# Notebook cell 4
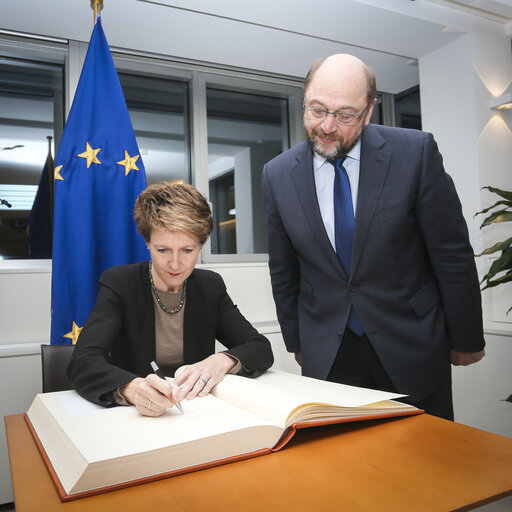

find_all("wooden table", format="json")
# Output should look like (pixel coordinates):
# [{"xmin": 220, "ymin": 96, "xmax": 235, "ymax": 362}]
[{"xmin": 5, "ymin": 413, "xmax": 512, "ymax": 511}]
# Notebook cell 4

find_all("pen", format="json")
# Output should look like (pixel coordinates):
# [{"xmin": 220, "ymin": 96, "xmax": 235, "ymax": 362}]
[{"xmin": 150, "ymin": 361, "xmax": 184, "ymax": 414}]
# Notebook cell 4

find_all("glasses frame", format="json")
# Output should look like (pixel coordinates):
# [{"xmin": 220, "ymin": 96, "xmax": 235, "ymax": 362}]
[{"xmin": 303, "ymin": 99, "xmax": 372, "ymax": 126}]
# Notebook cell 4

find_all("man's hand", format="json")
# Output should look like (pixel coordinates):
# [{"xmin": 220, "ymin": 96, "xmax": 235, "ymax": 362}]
[
  {"xmin": 450, "ymin": 349, "xmax": 485, "ymax": 366},
  {"xmin": 294, "ymin": 352, "xmax": 302, "ymax": 366}
]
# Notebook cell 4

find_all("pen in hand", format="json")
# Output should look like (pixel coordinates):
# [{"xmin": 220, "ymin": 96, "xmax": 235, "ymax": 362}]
[{"xmin": 150, "ymin": 361, "xmax": 184, "ymax": 414}]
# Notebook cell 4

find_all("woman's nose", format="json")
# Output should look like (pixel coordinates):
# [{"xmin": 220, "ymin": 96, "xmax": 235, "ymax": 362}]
[{"xmin": 168, "ymin": 254, "xmax": 180, "ymax": 269}]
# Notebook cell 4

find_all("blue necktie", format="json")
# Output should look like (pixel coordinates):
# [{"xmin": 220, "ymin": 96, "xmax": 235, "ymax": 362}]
[{"xmin": 332, "ymin": 157, "xmax": 364, "ymax": 337}]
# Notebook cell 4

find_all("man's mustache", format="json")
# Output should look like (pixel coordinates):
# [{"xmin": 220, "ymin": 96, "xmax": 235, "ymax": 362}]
[{"xmin": 312, "ymin": 129, "xmax": 341, "ymax": 141}]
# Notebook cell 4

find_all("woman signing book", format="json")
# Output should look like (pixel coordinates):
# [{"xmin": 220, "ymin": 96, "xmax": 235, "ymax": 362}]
[{"xmin": 67, "ymin": 182, "xmax": 273, "ymax": 416}]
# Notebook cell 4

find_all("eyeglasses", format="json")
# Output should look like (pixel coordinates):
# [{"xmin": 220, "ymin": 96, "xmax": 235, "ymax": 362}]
[{"xmin": 303, "ymin": 100, "xmax": 371, "ymax": 126}]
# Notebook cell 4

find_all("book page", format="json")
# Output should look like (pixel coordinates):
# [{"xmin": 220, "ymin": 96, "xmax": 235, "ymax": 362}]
[
  {"xmin": 211, "ymin": 370, "xmax": 407, "ymax": 428},
  {"xmin": 28, "ymin": 391, "xmax": 287, "ymax": 495},
  {"xmin": 30, "ymin": 390, "xmax": 282, "ymax": 463},
  {"xmin": 57, "ymin": 393, "xmax": 110, "ymax": 417}
]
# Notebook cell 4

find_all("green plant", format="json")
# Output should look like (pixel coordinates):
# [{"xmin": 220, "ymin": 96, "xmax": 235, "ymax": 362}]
[
  {"xmin": 475, "ymin": 186, "xmax": 512, "ymax": 312},
  {"xmin": 475, "ymin": 186, "xmax": 512, "ymax": 404}
]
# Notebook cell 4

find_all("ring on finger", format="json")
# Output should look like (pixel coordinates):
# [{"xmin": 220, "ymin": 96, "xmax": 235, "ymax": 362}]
[
  {"xmin": 147, "ymin": 400, "xmax": 152, "ymax": 410},
  {"xmin": 200, "ymin": 376, "xmax": 209, "ymax": 384}
]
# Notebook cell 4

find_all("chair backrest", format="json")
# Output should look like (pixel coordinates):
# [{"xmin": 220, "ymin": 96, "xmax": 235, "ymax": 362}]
[{"xmin": 41, "ymin": 344, "xmax": 75, "ymax": 393}]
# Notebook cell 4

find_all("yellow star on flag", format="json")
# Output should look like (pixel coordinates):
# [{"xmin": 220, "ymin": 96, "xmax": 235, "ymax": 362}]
[
  {"xmin": 77, "ymin": 142, "xmax": 101, "ymax": 168},
  {"xmin": 54, "ymin": 165, "xmax": 64, "ymax": 181},
  {"xmin": 63, "ymin": 321, "xmax": 83, "ymax": 345},
  {"xmin": 117, "ymin": 150, "xmax": 140, "ymax": 176}
]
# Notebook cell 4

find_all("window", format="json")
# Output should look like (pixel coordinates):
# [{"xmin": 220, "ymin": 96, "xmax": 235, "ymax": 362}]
[
  {"xmin": 0, "ymin": 57, "xmax": 63, "ymax": 260},
  {"xmin": 118, "ymin": 73, "xmax": 190, "ymax": 186},
  {"xmin": 206, "ymin": 88, "xmax": 289, "ymax": 255},
  {"xmin": 0, "ymin": 42, "xmax": 303, "ymax": 262},
  {"xmin": 394, "ymin": 86, "xmax": 422, "ymax": 130}
]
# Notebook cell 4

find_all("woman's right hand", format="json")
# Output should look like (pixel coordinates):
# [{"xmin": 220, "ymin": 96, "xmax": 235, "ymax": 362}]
[{"xmin": 120, "ymin": 374, "xmax": 181, "ymax": 417}]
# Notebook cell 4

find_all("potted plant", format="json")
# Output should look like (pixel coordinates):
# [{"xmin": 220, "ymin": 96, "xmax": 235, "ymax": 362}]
[{"xmin": 475, "ymin": 186, "xmax": 511, "ymax": 403}]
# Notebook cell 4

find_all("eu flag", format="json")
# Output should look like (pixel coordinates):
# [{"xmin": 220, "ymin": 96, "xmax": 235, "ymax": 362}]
[{"xmin": 51, "ymin": 17, "xmax": 147, "ymax": 345}]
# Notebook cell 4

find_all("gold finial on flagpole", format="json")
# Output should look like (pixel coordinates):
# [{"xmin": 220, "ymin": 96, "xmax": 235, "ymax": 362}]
[{"xmin": 91, "ymin": 0, "xmax": 104, "ymax": 24}]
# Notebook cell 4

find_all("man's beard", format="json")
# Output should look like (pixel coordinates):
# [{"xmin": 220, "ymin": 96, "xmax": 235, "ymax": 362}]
[{"xmin": 305, "ymin": 125, "xmax": 363, "ymax": 160}]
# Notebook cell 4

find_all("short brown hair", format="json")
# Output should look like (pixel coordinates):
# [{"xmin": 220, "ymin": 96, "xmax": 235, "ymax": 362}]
[
  {"xmin": 134, "ymin": 182, "xmax": 213, "ymax": 245},
  {"xmin": 303, "ymin": 56, "xmax": 377, "ymax": 105}
]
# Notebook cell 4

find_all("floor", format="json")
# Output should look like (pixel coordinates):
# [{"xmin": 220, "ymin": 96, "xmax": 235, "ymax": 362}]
[
  {"xmin": 2, "ymin": 496, "xmax": 511, "ymax": 511},
  {"xmin": 477, "ymin": 496, "xmax": 512, "ymax": 512}
]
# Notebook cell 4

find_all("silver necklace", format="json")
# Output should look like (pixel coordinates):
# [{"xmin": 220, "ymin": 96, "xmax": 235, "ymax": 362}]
[{"xmin": 148, "ymin": 261, "xmax": 186, "ymax": 314}]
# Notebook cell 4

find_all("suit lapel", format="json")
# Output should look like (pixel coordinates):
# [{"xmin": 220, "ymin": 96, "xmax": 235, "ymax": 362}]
[
  {"xmin": 136, "ymin": 261, "xmax": 157, "ymax": 374},
  {"xmin": 351, "ymin": 126, "xmax": 391, "ymax": 278},
  {"xmin": 289, "ymin": 141, "xmax": 347, "ymax": 279}
]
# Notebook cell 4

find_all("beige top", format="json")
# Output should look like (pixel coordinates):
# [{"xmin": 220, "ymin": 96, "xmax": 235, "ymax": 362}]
[{"xmin": 153, "ymin": 287, "xmax": 185, "ymax": 377}]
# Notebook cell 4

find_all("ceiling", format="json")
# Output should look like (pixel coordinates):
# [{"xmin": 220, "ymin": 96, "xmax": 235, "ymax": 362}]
[{"xmin": 427, "ymin": 0, "xmax": 512, "ymax": 23}]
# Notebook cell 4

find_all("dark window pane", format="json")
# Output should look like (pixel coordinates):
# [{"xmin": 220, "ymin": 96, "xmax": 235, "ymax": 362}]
[
  {"xmin": 0, "ymin": 58, "xmax": 64, "ymax": 260},
  {"xmin": 118, "ymin": 73, "xmax": 189, "ymax": 186},
  {"xmin": 207, "ymin": 88, "xmax": 289, "ymax": 255},
  {"xmin": 395, "ymin": 86, "xmax": 422, "ymax": 130}
]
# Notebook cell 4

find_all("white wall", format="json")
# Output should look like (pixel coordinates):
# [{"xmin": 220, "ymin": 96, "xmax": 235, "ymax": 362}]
[
  {"xmin": 453, "ymin": 332, "xmax": 512, "ymax": 438},
  {"xmin": 419, "ymin": 25, "xmax": 512, "ymax": 437},
  {"xmin": 0, "ymin": 352, "xmax": 42, "ymax": 504}
]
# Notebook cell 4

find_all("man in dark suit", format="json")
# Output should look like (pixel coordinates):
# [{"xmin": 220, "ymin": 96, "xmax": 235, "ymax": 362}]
[{"xmin": 262, "ymin": 54, "xmax": 485, "ymax": 420}]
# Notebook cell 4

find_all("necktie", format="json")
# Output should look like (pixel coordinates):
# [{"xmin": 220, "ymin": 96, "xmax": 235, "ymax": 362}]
[{"xmin": 332, "ymin": 157, "xmax": 364, "ymax": 337}]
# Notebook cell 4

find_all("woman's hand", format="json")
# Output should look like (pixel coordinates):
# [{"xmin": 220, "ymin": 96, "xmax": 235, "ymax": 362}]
[
  {"xmin": 120, "ymin": 374, "xmax": 181, "ymax": 417},
  {"xmin": 174, "ymin": 353, "xmax": 236, "ymax": 401}
]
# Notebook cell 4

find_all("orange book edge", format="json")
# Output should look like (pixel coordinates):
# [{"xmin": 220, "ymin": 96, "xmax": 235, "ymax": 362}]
[
  {"xmin": 25, "ymin": 407, "xmax": 423, "ymax": 502},
  {"xmin": 272, "ymin": 408, "xmax": 424, "ymax": 451}
]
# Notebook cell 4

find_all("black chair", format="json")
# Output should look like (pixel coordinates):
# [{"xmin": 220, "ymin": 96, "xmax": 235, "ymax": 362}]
[{"xmin": 41, "ymin": 344, "xmax": 75, "ymax": 393}]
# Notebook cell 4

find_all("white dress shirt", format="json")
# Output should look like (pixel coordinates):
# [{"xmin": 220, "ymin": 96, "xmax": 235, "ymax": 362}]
[{"xmin": 313, "ymin": 139, "xmax": 361, "ymax": 250}]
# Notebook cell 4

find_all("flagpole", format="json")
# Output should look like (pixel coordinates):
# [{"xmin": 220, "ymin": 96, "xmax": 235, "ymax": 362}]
[
  {"xmin": 46, "ymin": 135, "xmax": 54, "ymax": 242},
  {"xmin": 91, "ymin": 0, "xmax": 104, "ymax": 23}
]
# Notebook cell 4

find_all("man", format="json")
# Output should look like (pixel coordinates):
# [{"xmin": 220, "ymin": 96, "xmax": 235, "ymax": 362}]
[{"xmin": 262, "ymin": 54, "xmax": 485, "ymax": 420}]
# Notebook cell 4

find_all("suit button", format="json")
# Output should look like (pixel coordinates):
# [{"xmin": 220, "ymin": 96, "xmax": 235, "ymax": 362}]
[
  {"xmin": 337, "ymin": 332, "xmax": 343, "ymax": 341},
  {"xmin": 349, "ymin": 285, "xmax": 357, "ymax": 292}
]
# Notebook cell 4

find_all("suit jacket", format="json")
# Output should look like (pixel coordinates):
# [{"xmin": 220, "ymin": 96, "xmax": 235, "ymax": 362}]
[
  {"xmin": 262, "ymin": 124, "xmax": 484, "ymax": 401},
  {"xmin": 67, "ymin": 262, "xmax": 274, "ymax": 405}
]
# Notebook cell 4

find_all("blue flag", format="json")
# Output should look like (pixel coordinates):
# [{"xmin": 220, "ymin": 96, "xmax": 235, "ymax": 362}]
[{"xmin": 51, "ymin": 17, "xmax": 147, "ymax": 345}]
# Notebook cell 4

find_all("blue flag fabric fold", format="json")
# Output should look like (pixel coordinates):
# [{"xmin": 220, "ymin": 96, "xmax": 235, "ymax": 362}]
[{"xmin": 51, "ymin": 17, "xmax": 147, "ymax": 345}]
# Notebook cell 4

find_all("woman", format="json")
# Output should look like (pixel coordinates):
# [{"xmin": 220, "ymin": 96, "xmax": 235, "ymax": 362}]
[{"xmin": 67, "ymin": 182, "xmax": 273, "ymax": 417}]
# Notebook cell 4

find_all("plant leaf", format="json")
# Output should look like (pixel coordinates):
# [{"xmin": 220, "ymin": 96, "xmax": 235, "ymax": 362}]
[
  {"xmin": 480, "ymin": 211, "xmax": 512, "ymax": 228},
  {"xmin": 476, "ymin": 238, "xmax": 512, "ymax": 256},
  {"xmin": 482, "ymin": 186, "xmax": 512, "ymax": 201},
  {"xmin": 475, "ymin": 200, "xmax": 512, "ymax": 216},
  {"xmin": 480, "ymin": 250, "xmax": 512, "ymax": 282},
  {"xmin": 481, "ymin": 270, "xmax": 512, "ymax": 289}
]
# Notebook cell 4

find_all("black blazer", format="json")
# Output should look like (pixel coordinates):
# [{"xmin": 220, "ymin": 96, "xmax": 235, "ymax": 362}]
[
  {"xmin": 262, "ymin": 125, "xmax": 485, "ymax": 401},
  {"xmin": 67, "ymin": 262, "xmax": 274, "ymax": 405}
]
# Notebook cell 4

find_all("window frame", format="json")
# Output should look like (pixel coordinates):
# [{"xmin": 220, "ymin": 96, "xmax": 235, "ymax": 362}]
[
  {"xmin": 111, "ymin": 53, "xmax": 305, "ymax": 264},
  {"xmin": 195, "ymin": 72, "xmax": 303, "ymax": 263}
]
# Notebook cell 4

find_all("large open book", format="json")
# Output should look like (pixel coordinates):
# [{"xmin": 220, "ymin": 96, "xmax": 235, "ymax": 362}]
[{"xmin": 26, "ymin": 370, "xmax": 422, "ymax": 501}]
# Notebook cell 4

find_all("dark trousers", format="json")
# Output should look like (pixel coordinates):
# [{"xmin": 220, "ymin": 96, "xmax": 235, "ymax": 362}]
[{"xmin": 327, "ymin": 329, "xmax": 454, "ymax": 421}]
